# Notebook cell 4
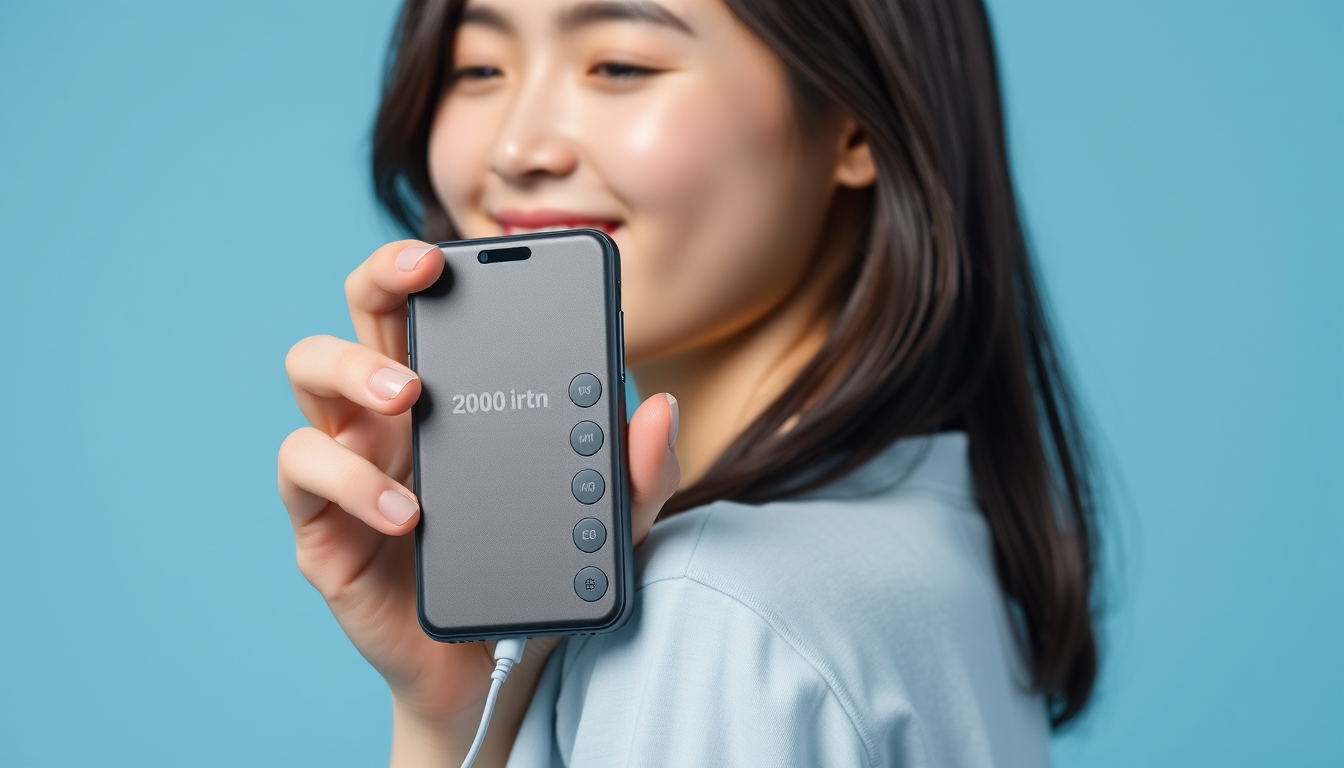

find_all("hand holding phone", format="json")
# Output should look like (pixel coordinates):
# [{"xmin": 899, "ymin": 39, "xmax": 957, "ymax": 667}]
[{"xmin": 277, "ymin": 239, "xmax": 680, "ymax": 762}]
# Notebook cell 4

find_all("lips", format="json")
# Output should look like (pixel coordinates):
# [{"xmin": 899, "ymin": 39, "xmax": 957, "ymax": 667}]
[{"xmin": 494, "ymin": 209, "xmax": 622, "ymax": 236}]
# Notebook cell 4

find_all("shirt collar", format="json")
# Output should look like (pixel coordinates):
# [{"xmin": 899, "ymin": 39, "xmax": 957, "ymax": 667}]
[{"xmin": 798, "ymin": 431, "xmax": 974, "ymax": 505}]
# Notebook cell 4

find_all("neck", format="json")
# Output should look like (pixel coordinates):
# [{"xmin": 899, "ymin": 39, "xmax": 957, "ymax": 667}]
[{"xmin": 632, "ymin": 305, "xmax": 831, "ymax": 487}]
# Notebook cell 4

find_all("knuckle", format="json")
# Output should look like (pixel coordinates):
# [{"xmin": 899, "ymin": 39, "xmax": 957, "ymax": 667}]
[
  {"xmin": 344, "ymin": 264, "xmax": 366, "ymax": 305},
  {"xmin": 294, "ymin": 547, "xmax": 325, "ymax": 590},
  {"xmin": 278, "ymin": 427, "xmax": 321, "ymax": 468},
  {"xmin": 285, "ymin": 335, "xmax": 331, "ymax": 377},
  {"xmin": 284, "ymin": 338, "xmax": 309, "ymax": 376}
]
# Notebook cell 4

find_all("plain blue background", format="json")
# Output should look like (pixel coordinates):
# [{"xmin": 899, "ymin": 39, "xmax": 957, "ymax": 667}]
[{"xmin": 1, "ymin": 1, "xmax": 1339, "ymax": 765}]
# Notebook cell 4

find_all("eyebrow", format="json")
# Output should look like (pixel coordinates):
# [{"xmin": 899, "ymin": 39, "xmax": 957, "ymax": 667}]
[
  {"xmin": 460, "ymin": 1, "xmax": 693, "ymax": 36},
  {"xmin": 459, "ymin": 5, "xmax": 513, "ymax": 33},
  {"xmin": 559, "ymin": 1, "xmax": 694, "ymax": 35}
]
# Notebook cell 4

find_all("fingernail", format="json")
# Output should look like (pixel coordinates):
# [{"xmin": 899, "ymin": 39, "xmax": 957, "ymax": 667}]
[
  {"xmin": 370, "ymin": 368, "xmax": 415, "ymax": 400},
  {"xmin": 665, "ymin": 393, "xmax": 679, "ymax": 447},
  {"xmin": 378, "ymin": 490, "xmax": 419, "ymax": 525},
  {"xmin": 396, "ymin": 244, "xmax": 436, "ymax": 272}
]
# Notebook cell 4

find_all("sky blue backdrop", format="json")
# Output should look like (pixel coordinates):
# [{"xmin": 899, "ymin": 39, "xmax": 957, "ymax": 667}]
[{"xmin": 1, "ymin": 1, "xmax": 1339, "ymax": 765}]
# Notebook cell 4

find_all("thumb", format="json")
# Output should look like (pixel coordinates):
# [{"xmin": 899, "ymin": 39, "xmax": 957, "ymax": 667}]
[{"xmin": 627, "ymin": 393, "xmax": 681, "ymax": 547}]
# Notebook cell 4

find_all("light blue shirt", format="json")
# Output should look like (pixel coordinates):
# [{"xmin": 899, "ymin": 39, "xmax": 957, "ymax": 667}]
[{"xmin": 506, "ymin": 432, "xmax": 1051, "ymax": 767}]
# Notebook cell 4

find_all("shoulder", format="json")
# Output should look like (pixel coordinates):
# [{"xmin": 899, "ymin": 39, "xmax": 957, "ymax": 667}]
[
  {"xmin": 639, "ymin": 468, "xmax": 995, "ymax": 633},
  {"xmin": 536, "ymin": 434, "xmax": 1051, "ymax": 767},
  {"xmin": 637, "ymin": 434, "xmax": 1008, "ymax": 687}
]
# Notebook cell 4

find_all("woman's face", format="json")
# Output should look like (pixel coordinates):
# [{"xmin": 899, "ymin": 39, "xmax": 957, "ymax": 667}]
[{"xmin": 428, "ymin": 0, "xmax": 860, "ymax": 364}]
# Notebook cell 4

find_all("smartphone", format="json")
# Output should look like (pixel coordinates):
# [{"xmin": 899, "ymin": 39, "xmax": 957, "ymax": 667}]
[{"xmin": 407, "ymin": 229, "xmax": 632, "ymax": 642}]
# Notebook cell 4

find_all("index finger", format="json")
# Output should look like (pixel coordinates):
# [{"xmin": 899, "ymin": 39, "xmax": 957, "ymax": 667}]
[{"xmin": 344, "ymin": 240, "xmax": 446, "ymax": 355}]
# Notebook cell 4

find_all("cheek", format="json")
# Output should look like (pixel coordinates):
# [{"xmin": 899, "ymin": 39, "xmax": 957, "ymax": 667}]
[
  {"xmin": 592, "ymin": 70, "xmax": 792, "ymax": 219},
  {"xmin": 591, "ymin": 66, "xmax": 830, "ymax": 360},
  {"xmin": 427, "ymin": 97, "xmax": 500, "ymax": 232},
  {"xmin": 594, "ymin": 93, "xmax": 722, "ymax": 205}
]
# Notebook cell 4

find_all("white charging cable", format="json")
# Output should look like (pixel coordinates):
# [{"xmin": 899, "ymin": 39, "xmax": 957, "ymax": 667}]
[{"xmin": 460, "ymin": 636, "xmax": 528, "ymax": 768}]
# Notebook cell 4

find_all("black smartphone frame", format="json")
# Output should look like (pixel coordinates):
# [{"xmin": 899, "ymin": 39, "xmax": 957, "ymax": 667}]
[{"xmin": 407, "ymin": 229, "xmax": 632, "ymax": 643}]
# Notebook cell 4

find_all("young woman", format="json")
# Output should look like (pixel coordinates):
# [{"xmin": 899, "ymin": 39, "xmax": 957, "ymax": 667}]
[{"xmin": 277, "ymin": 0, "xmax": 1101, "ymax": 764}]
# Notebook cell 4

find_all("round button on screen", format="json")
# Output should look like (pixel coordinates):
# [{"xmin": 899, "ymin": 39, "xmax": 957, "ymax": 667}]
[
  {"xmin": 574, "ymin": 566, "xmax": 608, "ymax": 602},
  {"xmin": 573, "ymin": 517, "xmax": 607, "ymax": 553},
  {"xmin": 569, "ymin": 373, "xmax": 602, "ymax": 408},
  {"xmin": 569, "ymin": 421, "xmax": 604, "ymax": 456},
  {"xmin": 571, "ymin": 469, "xmax": 605, "ymax": 505}
]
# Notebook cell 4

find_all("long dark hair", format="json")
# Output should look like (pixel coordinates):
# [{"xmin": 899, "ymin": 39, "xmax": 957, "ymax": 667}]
[{"xmin": 372, "ymin": 0, "xmax": 1101, "ymax": 727}]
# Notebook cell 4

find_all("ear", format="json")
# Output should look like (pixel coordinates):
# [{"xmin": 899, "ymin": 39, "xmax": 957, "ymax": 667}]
[{"xmin": 833, "ymin": 116, "xmax": 876, "ymax": 189}]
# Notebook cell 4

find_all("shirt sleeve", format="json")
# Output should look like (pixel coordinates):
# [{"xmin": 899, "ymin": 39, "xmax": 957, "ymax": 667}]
[{"xmin": 546, "ymin": 578, "xmax": 872, "ymax": 767}]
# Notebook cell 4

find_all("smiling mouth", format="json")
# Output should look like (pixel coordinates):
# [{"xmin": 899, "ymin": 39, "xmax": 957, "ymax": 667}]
[
  {"xmin": 501, "ymin": 221, "xmax": 621, "ymax": 236},
  {"xmin": 494, "ymin": 211, "xmax": 622, "ymax": 237}
]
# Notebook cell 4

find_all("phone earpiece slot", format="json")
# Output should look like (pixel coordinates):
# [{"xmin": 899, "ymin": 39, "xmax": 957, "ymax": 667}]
[{"xmin": 477, "ymin": 246, "xmax": 531, "ymax": 264}]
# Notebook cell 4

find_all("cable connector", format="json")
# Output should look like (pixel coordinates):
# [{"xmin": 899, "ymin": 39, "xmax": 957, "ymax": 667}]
[
  {"xmin": 491, "ymin": 636, "xmax": 526, "ymax": 681},
  {"xmin": 460, "ymin": 637, "xmax": 528, "ymax": 768}
]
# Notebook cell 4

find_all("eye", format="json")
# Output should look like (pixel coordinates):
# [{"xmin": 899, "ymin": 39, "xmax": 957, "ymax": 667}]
[
  {"xmin": 591, "ymin": 62, "xmax": 659, "ymax": 80},
  {"xmin": 451, "ymin": 65, "xmax": 503, "ymax": 82}
]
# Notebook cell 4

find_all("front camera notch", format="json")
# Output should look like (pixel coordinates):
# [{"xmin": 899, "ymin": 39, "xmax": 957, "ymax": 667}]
[{"xmin": 477, "ymin": 246, "xmax": 531, "ymax": 264}]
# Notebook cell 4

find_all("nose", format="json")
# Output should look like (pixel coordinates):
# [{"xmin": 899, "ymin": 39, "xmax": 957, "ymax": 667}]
[{"xmin": 490, "ymin": 71, "xmax": 579, "ymax": 183}]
